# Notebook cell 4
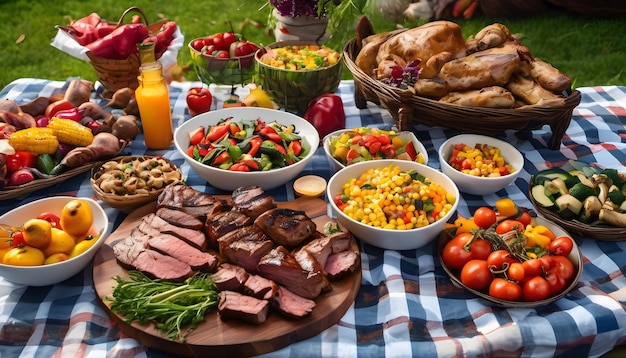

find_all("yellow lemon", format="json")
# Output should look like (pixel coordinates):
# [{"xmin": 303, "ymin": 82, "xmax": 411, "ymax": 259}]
[
  {"xmin": 69, "ymin": 233, "xmax": 101, "ymax": 258},
  {"xmin": 44, "ymin": 253, "xmax": 70, "ymax": 265},
  {"xmin": 3, "ymin": 246, "xmax": 45, "ymax": 266},
  {"xmin": 60, "ymin": 199, "xmax": 93, "ymax": 237},
  {"xmin": 22, "ymin": 219, "xmax": 52, "ymax": 249},
  {"xmin": 42, "ymin": 228, "xmax": 76, "ymax": 257}
]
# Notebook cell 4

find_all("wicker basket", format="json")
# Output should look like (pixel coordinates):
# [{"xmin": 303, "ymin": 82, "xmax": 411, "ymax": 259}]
[
  {"xmin": 343, "ymin": 37, "xmax": 581, "ymax": 150},
  {"xmin": 90, "ymin": 155, "xmax": 183, "ymax": 211},
  {"xmin": 528, "ymin": 180, "xmax": 626, "ymax": 241}
]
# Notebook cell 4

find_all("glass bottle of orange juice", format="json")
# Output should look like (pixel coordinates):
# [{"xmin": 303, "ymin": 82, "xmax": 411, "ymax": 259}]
[{"xmin": 135, "ymin": 43, "xmax": 173, "ymax": 150}]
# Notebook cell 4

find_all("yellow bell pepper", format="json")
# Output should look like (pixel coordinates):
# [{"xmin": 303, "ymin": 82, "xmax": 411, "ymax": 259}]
[
  {"xmin": 495, "ymin": 197, "xmax": 518, "ymax": 217},
  {"xmin": 454, "ymin": 214, "xmax": 479, "ymax": 234},
  {"xmin": 523, "ymin": 224, "xmax": 556, "ymax": 249}
]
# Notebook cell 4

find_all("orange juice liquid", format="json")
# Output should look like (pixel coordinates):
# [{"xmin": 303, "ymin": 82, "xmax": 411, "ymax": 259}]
[{"xmin": 135, "ymin": 63, "xmax": 173, "ymax": 150}]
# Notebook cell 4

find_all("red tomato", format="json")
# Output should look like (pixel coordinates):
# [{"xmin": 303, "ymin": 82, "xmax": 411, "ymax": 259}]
[
  {"xmin": 473, "ymin": 206, "xmax": 497, "ymax": 229},
  {"xmin": 442, "ymin": 233, "xmax": 492, "ymax": 270},
  {"xmin": 486, "ymin": 249, "xmax": 518, "ymax": 270},
  {"xmin": 495, "ymin": 219, "xmax": 525, "ymax": 235},
  {"xmin": 212, "ymin": 33, "xmax": 226, "ymax": 51},
  {"xmin": 11, "ymin": 231, "xmax": 25, "ymax": 248},
  {"xmin": 517, "ymin": 211, "xmax": 532, "ymax": 227},
  {"xmin": 540, "ymin": 255, "xmax": 576, "ymax": 294},
  {"xmin": 191, "ymin": 39, "xmax": 205, "ymax": 51},
  {"xmin": 214, "ymin": 50, "xmax": 229, "ymax": 59},
  {"xmin": 523, "ymin": 276, "xmax": 551, "ymax": 301},
  {"xmin": 489, "ymin": 278, "xmax": 522, "ymax": 301},
  {"xmin": 186, "ymin": 87, "xmax": 213, "ymax": 116},
  {"xmin": 507, "ymin": 262, "xmax": 525, "ymax": 282},
  {"xmin": 36, "ymin": 212, "xmax": 62, "ymax": 229},
  {"xmin": 222, "ymin": 31, "xmax": 236, "ymax": 49},
  {"xmin": 460, "ymin": 259, "xmax": 492, "ymax": 290},
  {"xmin": 203, "ymin": 44, "xmax": 217, "ymax": 56},
  {"xmin": 549, "ymin": 236, "xmax": 574, "ymax": 256},
  {"xmin": 522, "ymin": 258, "xmax": 545, "ymax": 278},
  {"xmin": 469, "ymin": 238, "xmax": 493, "ymax": 261}
]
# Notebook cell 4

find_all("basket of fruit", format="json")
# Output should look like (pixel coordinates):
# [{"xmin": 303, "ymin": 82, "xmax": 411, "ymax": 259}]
[
  {"xmin": 188, "ymin": 31, "xmax": 259, "ymax": 86},
  {"xmin": 344, "ymin": 17, "xmax": 580, "ymax": 150},
  {"xmin": 255, "ymin": 40, "xmax": 342, "ymax": 113},
  {"xmin": 53, "ymin": 7, "xmax": 183, "ymax": 92}
]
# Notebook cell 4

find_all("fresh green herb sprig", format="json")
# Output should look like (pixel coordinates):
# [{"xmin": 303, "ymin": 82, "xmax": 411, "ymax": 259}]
[{"xmin": 107, "ymin": 271, "xmax": 219, "ymax": 342}]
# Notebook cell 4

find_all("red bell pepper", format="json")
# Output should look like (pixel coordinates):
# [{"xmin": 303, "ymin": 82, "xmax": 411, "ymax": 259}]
[
  {"xmin": 6, "ymin": 151, "xmax": 36, "ymax": 174},
  {"xmin": 303, "ymin": 94, "xmax": 346, "ymax": 138},
  {"xmin": 86, "ymin": 23, "xmax": 149, "ymax": 59}
]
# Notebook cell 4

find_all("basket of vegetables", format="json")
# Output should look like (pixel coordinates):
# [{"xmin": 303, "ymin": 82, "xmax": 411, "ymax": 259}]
[{"xmin": 53, "ymin": 7, "xmax": 183, "ymax": 92}]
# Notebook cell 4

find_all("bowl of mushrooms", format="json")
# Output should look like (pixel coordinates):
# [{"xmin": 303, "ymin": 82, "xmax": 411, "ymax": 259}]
[{"xmin": 90, "ymin": 155, "xmax": 184, "ymax": 211}]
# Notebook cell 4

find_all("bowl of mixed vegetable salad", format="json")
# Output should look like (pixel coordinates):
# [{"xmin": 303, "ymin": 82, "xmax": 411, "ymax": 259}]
[
  {"xmin": 174, "ymin": 107, "xmax": 319, "ymax": 191},
  {"xmin": 255, "ymin": 41, "xmax": 342, "ymax": 113},
  {"xmin": 438, "ymin": 134, "xmax": 523, "ymax": 196},
  {"xmin": 323, "ymin": 128, "xmax": 429, "ymax": 172},
  {"xmin": 327, "ymin": 160, "xmax": 459, "ymax": 250}
]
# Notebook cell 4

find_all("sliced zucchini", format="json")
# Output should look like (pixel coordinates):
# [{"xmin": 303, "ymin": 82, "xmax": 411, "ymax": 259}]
[
  {"xmin": 607, "ymin": 189, "xmax": 625, "ymax": 206},
  {"xmin": 564, "ymin": 175, "xmax": 581, "ymax": 188},
  {"xmin": 531, "ymin": 184, "xmax": 556, "ymax": 208},
  {"xmin": 544, "ymin": 177, "xmax": 569, "ymax": 197},
  {"xmin": 533, "ymin": 168, "xmax": 574, "ymax": 186},
  {"xmin": 555, "ymin": 194, "xmax": 583, "ymax": 220},
  {"xmin": 601, "ymin": 168, "xmax": 622, "ymax": 187},
  {"xmin": 568, "ymin": 182, "xmax": 597, "ymax": 202},
  {"xmin": 568, "ymin": 160, "xmax": 601, "ymax": 176}
]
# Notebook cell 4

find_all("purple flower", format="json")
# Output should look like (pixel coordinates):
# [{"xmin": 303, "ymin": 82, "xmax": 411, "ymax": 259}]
[{"xmin": 270, "ymin": 0, "xmax": 324, "ymax": 18}]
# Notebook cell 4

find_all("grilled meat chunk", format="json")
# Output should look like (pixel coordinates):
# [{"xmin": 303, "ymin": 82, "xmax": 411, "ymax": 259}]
[
  {"xmin": 298, "ymin": 231, "xmax": 352, "ymax": 269},
  {"xmin": 157, "ymin": 184, "xmax": 231, "ymax": 220},
  {"xmin": 256, "ymin": 246, "xmax": 325, "ymax": 300},
  {"xmin": 211, "ymin": 263, "xmax": 250, "ymax": 292},
  {"xmin": 156, "ymin": 207, "xmax": 204, "ymax": 230},
  {"xmin": 273, "ymin": 286, "xmax": 316, "ymax": 320},
  {"xmin": 324, "ymin": 250, "xmax": 360, "ymax": 280},
  {"xmin": 205, "ymin": 210, "xmax": 253, "ymax": 249},
  {"xmin": 243, "ymin": 274, "xmax": 278, "ymax": 301},
  {"xmin": 254, "ymin": 208, "xmax": 316, "ymax": 248},
  {"xmin": 147, "ymin": 233, "xmax": 218, "ymax": 272},
  {"xmin": 221, "ymin": 228, "xmax": 274, "ymax": 273},
  {"xmin": 138, "ymin": 213, "xmax": 207, "ymax": 250},
  {"xmin": 218, "ymin": 290, "xmax": 270, "ymax": 325},
  {"xmin": 293, "ymin": 248, "xmax": 331, "ymax": 293},
  {"xmin": 231, "ymin": 185, "xmax": 276, "ymax": 219}
]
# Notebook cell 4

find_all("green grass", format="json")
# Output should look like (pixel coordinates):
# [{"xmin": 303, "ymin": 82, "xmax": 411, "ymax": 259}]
[{"xmin": 0, "ymin": 0, "xmax": 624, "ymax": 89}]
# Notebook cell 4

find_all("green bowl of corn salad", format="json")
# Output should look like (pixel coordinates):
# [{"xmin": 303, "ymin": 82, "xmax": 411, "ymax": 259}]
[
  {"xmin": 255, "ymin": 41, "xmax": 342, "ymax": 113},
  {"xmin": 327, "ymin": 160, "xmax": 459, "ymax": 250}
]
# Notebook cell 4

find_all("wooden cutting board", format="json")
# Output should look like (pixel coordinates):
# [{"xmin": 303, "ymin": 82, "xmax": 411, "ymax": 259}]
[{"xmin": 92, "ymin": 196, "xmax": 361, "ymax": 357}]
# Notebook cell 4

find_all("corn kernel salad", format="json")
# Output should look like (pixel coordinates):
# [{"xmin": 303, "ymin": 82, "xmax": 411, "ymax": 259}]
[
  {"xmin": 259, "ymin": 45, "xmax": 340, "ymax": 70},
  {"xmin": 447, "ymin": 143, "xmax": 515, "ymax": 177},
  {"xmin": 333, "ymin": 164, "xmax": 456, "ymax": 230}
]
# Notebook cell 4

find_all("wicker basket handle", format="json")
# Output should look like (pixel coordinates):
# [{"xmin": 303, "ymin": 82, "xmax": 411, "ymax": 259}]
[{"xmin": 114, "ymin": 6, "xmax": 165, "ymax": 34}]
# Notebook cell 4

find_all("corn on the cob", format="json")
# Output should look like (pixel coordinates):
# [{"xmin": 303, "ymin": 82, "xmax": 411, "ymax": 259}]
[
  {"xmin": 8, "ymin": 128, "xmax": 59, "ymax": 155},
  {"xmin": 48, "ymin": 117, "xmax": 94, "ymax": 147}
]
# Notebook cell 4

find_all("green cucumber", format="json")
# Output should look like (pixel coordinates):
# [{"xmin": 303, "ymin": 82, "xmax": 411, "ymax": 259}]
[
  {"xmin": 531, "ymin": 184, "xmax": 556, "ymax": 208},
  {"xmin": 568, "ymin": 182, "xmax": 597, "ymax": 202},
  {"xmin": 36, "ymin": 154, "xmax": 56, "ymax": 175},
  {"xmin": 607, "ymin": 189, "xmax": 625, "ymax": 206},
  {"xmin": 600, "ymin": 168, "xmax": 622, "ymax": 187},
  {"xmin": 534, "ymin": 168, "xmax": 574, "ymax": 186},
  {"xmin": 544, "ymin": 177, "xmax": 568, "ymax": 197},
  {"xmin": 555, "ymin": 194, "xmax": 583, "ymax": 220}
]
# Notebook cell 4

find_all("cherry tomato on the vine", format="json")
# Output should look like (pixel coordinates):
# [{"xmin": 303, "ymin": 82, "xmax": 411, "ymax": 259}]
[
  {"xmin": 540, "ymin": 255, "xmax": 575, "ymax": 295},
  {"xmin": 473, "ymin": 207, "xmax": 497, "ymax": 229},
  {"xmin": 486, "ymin": 249, "xmax": 518, "ymax": 270},
  {"xmin": 522, "ymin": 258, "xmax": 545, "ymax": 278},
  {"xmin": 506, "ymin": 262, "xmax": 525, "ymax": 282},
  {"xmin": 522, "ymin": 276, "xmax": 551, "ymax": 301},
  {"xmin": 489, "ymin": 278, "xmax": 522, "ymax": 301},
  {"xmin": 442, "ymin": 233, "xmax": 492, "ymax": 270},
  {"xmin": 517, "ymin": 211, "xmax": 533, "ymax": 227},
  {"xmin": 460, "ymin": 259, "xmax": 492, "ymax": 290}
]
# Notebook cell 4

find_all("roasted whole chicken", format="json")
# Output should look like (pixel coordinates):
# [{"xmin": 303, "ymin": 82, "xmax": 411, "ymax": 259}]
[{"xmin": 355, "ymin": 19, "xmax": 572, "ymax": 109}]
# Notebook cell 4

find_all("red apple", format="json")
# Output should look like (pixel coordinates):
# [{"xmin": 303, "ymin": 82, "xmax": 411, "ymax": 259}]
[{"xmin": 186, "ymin": 87, "xmax": 213, "ymax": 116}]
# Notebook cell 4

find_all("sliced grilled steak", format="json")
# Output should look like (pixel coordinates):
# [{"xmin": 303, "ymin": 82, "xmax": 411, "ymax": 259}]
[
  {"xmin": 147, "ymin": 233, "xmax": 218, "ymax": 272},
  {"xmin": 293, "ymin": 248, "xmax": 331, "ymax": 293},
  {"xmin": 157, "ymin": 185, "xmax": 231, "ymax": 220},
  {"xmin": 324, "ymin": 250, "xmax": 360, "ymax": 281},
  {"xmin": 231, "ymin": 185, "xmax": 276, "ymax": 219},
  {"xmin": 156, "ymin": 207, "xmax": 204, "ymax": 230},
  {"xmin": 243, "ymin": 274, "xmax": 278, "ymax": 300},
  {"xmin": 254, "ymin": 208, "xmax": 316, "ymax": 248},
  {"xmin": 211, "ymin": 263, "xmax": 249, "ymax": 292},
  {"xmin": 113, "ymin": 236, "xmax": 193, "ymax": 281},
  {"xmin": 218, "ymin": 291, "xmax": 270, "ymax": 325},
  {"xmin": 138, "ymin": 213, "xmax": 207, "ymax": 250},
  {"xmin": 205, "ymin": 210, "xmax": 253, "ymax": 249},
  {"xmin": 224, "ymin": 232, "xmax": 274, "ymax": 273},
  {"xmin": 256, "ymin": 246, "xmax": 325, "ymax": 300},
  {"xmin": 273, "ymin": 286, "xmax": 316, "ymax": 320},
  {"xmin": 299, "ymin": 231, "xmax": 352, "ymax": 268},
  {"xmin": 217, "ymin": 226, "xmax": 264, "ymax": 256}
]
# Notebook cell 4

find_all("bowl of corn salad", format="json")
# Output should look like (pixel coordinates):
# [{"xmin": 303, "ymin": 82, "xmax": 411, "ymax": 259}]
[
  {"xmin": 255, "ymin": 41, "xmax": 342, "ymax": 113},
  {"xmin": 438, "ymin": 134, "xmax": 523, "ymax": 196},
  {"xmin": 327, "ymin": 160, "xmax": 459, "ymax": 250}
]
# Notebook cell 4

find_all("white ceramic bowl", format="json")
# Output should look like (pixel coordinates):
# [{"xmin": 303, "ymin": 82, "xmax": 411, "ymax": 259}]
[
  {"xmin": 438, "ymin": 134, "xmax": 523, "ymax": 196},
  {"xmin": 174, "ymin": 107, "xmax": 319, "ymax": 191},
  {"xmin": 327, "ymin": 160, "xmax": 459, "ymax": 250},
  {"xmin": 0, "ymin": 196, "xmax": 110, "ymax": 286},
  {"xmin": 323, "ymin": 128, "xmax": 429, "ymax": 172}
]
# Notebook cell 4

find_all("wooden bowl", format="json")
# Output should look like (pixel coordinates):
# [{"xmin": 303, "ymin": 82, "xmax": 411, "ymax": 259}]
[{"xmin": 90, "ymin": 155, "xmax": 183, "ymax": 211}]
